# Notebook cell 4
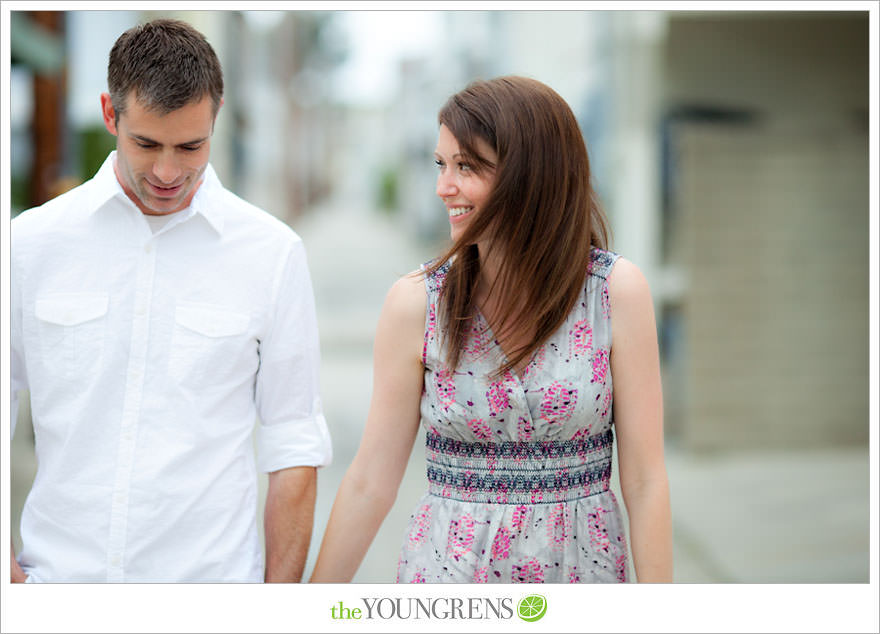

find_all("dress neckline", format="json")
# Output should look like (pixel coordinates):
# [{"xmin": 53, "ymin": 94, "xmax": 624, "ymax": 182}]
[{"xmin": 473, "ymin": 309, "xmax": 541, "ymax": 384}]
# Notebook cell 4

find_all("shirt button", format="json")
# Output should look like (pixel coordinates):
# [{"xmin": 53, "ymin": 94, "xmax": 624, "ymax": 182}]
[
  {"xmin": 144, "ymin": 243, "xmax": 153, "ymax": 254},
  {"xmin": 110, "ymin": 555, "xmax": 121, "ymax": 567}
]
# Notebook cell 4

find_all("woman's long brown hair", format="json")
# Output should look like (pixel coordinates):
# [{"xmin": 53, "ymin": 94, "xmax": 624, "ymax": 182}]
[{"xmin": 425, "ymin": 76, "xmax": 610, "ymax": 376}]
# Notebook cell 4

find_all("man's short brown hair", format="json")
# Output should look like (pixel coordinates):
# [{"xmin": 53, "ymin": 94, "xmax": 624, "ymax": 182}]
[{"xmin": 108, "ymin": 18, "xmax": 223, "ymax": 119}]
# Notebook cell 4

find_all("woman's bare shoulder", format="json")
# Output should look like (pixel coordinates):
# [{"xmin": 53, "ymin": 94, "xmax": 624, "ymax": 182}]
[
  {"xmin": 607, "ymin": 257, "xmax": 652, "ymax": 306},
  {"xmin": 382, "ymin": 270, "xmax": 428, "ymax": 327},
  {"xmin": 607, "ymin": 257, "xmax": 658, "ymax": 347}
]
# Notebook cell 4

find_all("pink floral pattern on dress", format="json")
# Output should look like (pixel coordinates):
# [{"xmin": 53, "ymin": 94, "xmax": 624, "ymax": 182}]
[
  {"xmin": 599, "ymin": 385, "xmax": 612, "ymax": 419},
  {"xmin": 516, "ymin": 417, "xmax": 534, "ymax": 442},
  {"xmin": 539, "ymin": 381, "xmax": 578, "ymax": 423},
  {"xmin": 467, "ymin": 418, "xmax": 492, "ymax": 441},
  {"xmin": 486, "ymin": 380, "xmax": 511, "ymax": 418},
  {"xmin": 616, "ymin": 554, "xmax": 628, "ymax": 582},
  {"xmin": 571, "ymin": 423, "xmax": 593, "ymax": 470},
  {"xmin": 423, "ymin": 303, "xmax": 437, "ymax": 364},
  {"xmin": 569, "ymin": 319, "xmax": 593, "ymax": 358},
  {"xmin": 571, "ymin": 425, "xmax": 593, "ymax": 440},
  {"xmin": 434, "ymin": 366, "xmax": 456, "ymax": 409},
  {"xmin": 447, "ymin": 514, "xmax": 476, "ymax": 560},
  {"xmin": 520, "ymin": 345, "xmax": 546, "ymax": 381},
  {"xmin": 587, "ymin": 506, "xmax": 611, "ymax": 552},
  {"xmin": 512, "ymin": 505, "xmax": 529, "ymax": 532},
  {"xmin": 512, "ymin": 558, "xmax": 545, "ymax": 583},
  {"xmin": 473, "ymin": 566, "xmax": 489, "ymax": 583},
  {"xmin": 407, "ymin": 504, "xmax": 432, "ymax": 550},
  {"xmin": 601, "ymin": 280, "xmax": 611, "ymax": 318},
  {"xmin": 491, "ymin": 527, "xmax": 512, "ymax": 560},
  {"xmin": 592, "ymin": 347, "xmax": 609, "ymax": 384},
  {"xmin": 466, "ymin": 321, "xmax": 491, "ymax": 357},
  {"xmin": 547, "ymin": 503, "xmax": 573, "ymax": 550}
]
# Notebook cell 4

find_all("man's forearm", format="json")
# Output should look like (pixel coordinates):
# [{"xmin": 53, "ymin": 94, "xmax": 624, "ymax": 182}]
[{"xmin": 264, "ymin": 466, "xmax": 317, "ymax": 582}]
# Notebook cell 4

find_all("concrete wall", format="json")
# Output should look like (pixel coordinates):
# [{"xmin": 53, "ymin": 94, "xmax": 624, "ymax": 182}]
[
  {"xmin": 661, "ymin": 12, "xmax": 869, "ymax": 450},
  {"xmin": 674, "ymin": 123, "xmax": 868, "ymax": 450},
  {"xmin": 664, "ymin": 12, "xmax": 868, "ymax": 118}
]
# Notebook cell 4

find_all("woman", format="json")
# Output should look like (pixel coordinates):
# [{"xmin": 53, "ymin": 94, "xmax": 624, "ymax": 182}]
[{"xmin": 311, "ymin": 76, "xmax": 672, "ymax": 583}]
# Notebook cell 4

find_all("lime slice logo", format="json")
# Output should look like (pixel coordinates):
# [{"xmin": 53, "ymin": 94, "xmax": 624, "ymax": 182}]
[{"xmin": 517, "ymin": 594, "xmax": 547, "ymax": 622}]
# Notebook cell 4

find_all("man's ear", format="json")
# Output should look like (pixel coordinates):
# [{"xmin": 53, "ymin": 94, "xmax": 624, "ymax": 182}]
[{"xmin": 100, "ymin": 93, "xmax": 118, "ymax": 136}]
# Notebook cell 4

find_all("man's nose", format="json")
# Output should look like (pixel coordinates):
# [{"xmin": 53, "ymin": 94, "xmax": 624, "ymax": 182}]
[{"xmin": 153, "ymin": 152, "xmax": 182, "ymax": 184}]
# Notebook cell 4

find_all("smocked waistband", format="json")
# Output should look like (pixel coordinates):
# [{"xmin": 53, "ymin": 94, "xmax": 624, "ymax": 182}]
[{"xmin": 425, "ymin": 429, "xmax": 613, "ymax": 505}]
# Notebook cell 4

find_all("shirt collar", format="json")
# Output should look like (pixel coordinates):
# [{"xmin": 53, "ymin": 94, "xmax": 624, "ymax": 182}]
[
  {"xmin": 189, "ymin": 163, "xmax": 225, "ymax": 235},
  {"xmin": 87, "ymin": 151, "xmax": 225, "ymax": 235}
]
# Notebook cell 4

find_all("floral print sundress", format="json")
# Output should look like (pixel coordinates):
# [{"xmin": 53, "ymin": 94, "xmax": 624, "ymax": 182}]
[{"xmin": 396, "ymin": 247, "xmax": 629, "ymax": 583}]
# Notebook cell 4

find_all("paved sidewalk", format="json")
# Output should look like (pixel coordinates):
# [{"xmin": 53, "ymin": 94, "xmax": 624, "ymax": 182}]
[{"xmin": 665, "ymin": 442, "xmax": 869, "ymax": 583}]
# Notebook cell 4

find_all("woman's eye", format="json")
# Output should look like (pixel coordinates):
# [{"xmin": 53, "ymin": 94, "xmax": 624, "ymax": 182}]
[
  {"xmin": 459, "ymin": 162, "xmax": 472, "ymax": 172},
  {"xmin": 434, "ymin": 159, "xmax": 444, "ymax": 169}
]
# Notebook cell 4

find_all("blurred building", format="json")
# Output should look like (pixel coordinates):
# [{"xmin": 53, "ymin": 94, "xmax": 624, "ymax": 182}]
[
  {"xmin": 388, "ymin": 10, "xmax": 870, "ymax": 452},
  {"xmin": 9, "ymin": 9, "xmax": 870, "ymax": 454},
  {"xmin": 9, "ymin": 10, "xmax": 347, "ymax": 224},
  {"xmin": 657, "ymin": 12, "xmax": 868, "ymax": 450}
]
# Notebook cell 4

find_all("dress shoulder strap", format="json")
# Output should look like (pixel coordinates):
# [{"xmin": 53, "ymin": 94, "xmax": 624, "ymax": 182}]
[
  {"xmin": 421, "ymin": 258, "xmax": 450, "ymax": 297},
  {"xmin": 588, "ymin": 247, "xmax": 620, "ymax": 281}
]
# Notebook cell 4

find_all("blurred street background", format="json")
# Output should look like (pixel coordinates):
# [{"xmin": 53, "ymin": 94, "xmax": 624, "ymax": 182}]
[{"xmin": 7, "ymin": 8, "xmax": 873, "ymax": 584}]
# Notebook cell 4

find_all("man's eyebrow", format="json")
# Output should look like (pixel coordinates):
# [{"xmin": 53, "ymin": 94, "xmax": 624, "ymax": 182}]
[{"xmin": 130, "ymin": 133, "xmax": 209, "ymax": 146}]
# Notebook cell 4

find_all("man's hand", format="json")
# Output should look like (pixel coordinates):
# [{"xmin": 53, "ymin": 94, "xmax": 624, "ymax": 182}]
[
  {"xmin": 11, "ymin": 543, "xmax": 27, "ymax": 583},
  {"xmin": 264, "ymin": 466, "xmax": 317, "ymax": 583}
]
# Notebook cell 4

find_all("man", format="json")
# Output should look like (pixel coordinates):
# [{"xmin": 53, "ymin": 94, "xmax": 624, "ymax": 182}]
[{"xmin": 10, "ymin": 18, "xmax": 331, "ymax": 583}]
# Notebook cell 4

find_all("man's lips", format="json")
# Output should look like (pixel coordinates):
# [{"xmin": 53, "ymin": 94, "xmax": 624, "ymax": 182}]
[{"xmin": 147, "ymin": 181, "xmax": 184, "ymax": 197}]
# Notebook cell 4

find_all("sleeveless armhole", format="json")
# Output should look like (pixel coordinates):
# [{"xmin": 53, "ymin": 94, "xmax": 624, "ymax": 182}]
[
  {"xmin": 420, "ymin": 260, "xmax": 449, "ymax": 367},
  {"xmin": 588, "ymin": 246, "xmax": 622, "ymax": 344}
]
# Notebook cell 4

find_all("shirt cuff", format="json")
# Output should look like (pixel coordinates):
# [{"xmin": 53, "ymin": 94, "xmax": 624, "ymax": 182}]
[{"xmin": 256, "ymin": 413, "xmax": 333, "ymax": 473}]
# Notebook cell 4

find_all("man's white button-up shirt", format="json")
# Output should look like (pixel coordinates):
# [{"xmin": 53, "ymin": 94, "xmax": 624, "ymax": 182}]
[{"xmin": 11, "ymin": 152, "xmax": 332, "ymax": 582}]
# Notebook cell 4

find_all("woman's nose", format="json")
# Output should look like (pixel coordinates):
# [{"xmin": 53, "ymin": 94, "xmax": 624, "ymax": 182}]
[{"xmin": 436, "ymin": 172, "xmax": 458, "ymax": 198}]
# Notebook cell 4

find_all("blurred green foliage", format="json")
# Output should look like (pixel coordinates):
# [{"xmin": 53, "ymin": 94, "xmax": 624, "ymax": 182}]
[
  {"xmin": 10, "ymin": 175, "xmax": 30, "ymax": 217},
  {"xmin": 377, "ymin": 166, "xmax": 399, "ymax": 215},
  {"xmin": 10, "ymin": 124, "xmax": 115, "ymax": 216},
  {"xmin": 78, "ymin": 124, "xmax": 116, "ymax": 182}
]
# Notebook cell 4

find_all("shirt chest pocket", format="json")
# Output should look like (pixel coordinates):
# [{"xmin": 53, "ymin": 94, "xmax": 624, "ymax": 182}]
[
  {"xmin": 34, "ymin": 293, "xmax": 109, "ymax": 380},
  {"xmin": 168, "ymin": 302, "xmax": 254, "ymax": 390}
]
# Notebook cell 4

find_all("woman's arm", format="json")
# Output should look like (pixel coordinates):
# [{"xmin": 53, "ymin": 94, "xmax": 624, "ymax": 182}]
[
  {"xmin": 608, "ymin": 258, "xmax": 673, "ymax": 582},
  {"xmin": 310, "ymin": 273, "xmax": 427, "ymax": 582}
]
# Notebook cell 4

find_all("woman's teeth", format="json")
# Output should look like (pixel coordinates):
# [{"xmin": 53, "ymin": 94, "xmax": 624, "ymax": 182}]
[{"xmin": 449, "ymin": 206, "xmax": 473, "ymax": 217}]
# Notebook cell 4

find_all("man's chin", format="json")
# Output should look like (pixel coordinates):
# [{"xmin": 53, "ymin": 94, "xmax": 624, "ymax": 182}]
[{"xmin": 142, "ymin": 197, "xmax": 184, "ymax": 215}]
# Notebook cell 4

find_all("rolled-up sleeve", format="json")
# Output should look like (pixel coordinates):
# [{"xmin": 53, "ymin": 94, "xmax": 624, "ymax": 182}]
[{"xmin": 254, "ymin": 238, "xmax": 332, "ymax": 472}]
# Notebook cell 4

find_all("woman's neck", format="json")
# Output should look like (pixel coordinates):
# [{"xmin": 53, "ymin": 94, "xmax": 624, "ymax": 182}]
[{"xmin": 475, "ymin": 241, "xmax": 502, "ymax": 299}]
